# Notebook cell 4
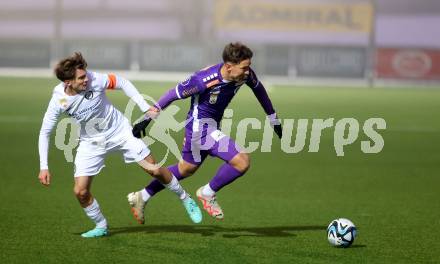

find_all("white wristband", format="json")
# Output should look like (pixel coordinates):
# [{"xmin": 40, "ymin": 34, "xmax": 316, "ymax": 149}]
[{"xmin": 268, "ymin": 113, "xmax": 281, "ymax": 126}]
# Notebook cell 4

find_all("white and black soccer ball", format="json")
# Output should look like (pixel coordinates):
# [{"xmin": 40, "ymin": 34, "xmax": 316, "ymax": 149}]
[{"xmin": 327, "ymin": 218, "xmax": 357, "ymax": 247}]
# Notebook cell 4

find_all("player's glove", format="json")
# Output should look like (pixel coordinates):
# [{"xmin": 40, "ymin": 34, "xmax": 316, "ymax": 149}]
[
  {"xmin": 132, "ymin": 118, "xmax": 152, "ymax": 138},
  {"xmin": 268, "ymin": 113, "xmax": 283, "ymax": 139},
  {"xmin": 273, "ymin": 124, "xmax": 283, "ymax": 139}
]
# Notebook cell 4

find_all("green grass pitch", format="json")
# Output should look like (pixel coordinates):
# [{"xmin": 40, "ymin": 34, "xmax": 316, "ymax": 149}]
[{"xmin": 0, "ymin": 76, "xmax": 439, "ymax": 263}]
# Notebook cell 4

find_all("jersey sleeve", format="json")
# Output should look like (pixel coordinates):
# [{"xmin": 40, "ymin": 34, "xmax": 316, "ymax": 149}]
[
  {"xmin": 105, "ymin": 73, "xmax": 150, "ymax": 112},
  {"xmin": 245, "ymin": 68, "xmax": 261, "ymax": 89},
  {"xmin": 38, "ymin": 95, "xmax": 63, "ymax": 170},
  {"xmin": 87, "ymin": 71, "xmax": 108, "ymax": 92},
  {"xmin": 155, "ymin": 74, "xmax": 204, "ymax": 109},
  {"xmin": 246, "ymin": 68, "xmax": 276, "ymax": 116},
  {"xmin": 175, "ymin": 74, "xmax": 205, "ymax": 99}
]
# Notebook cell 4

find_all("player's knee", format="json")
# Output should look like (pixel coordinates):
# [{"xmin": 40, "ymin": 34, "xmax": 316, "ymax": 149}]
[
  {"xmin": 147, "ymin": 168, "xmax": 162, "ymax": 178},
  {"xmin": 180, "ymin": 167, "xmax": 196, "ymax": 177},
  {"xmin": 73, "ymin": 187, "xmax": 90, "ymax": 202},
  {"xmin": 230, "ymin": 153, "xmax": 250, "ymax": 173},
  {"xmin": 179, "ymin": 163, "xmax": 199, "ymax": 177}
]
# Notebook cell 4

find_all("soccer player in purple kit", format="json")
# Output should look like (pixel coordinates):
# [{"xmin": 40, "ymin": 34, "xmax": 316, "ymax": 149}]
[{"xmin": 128, "ymin": 42, "xmax": 282, "ymax": 221}]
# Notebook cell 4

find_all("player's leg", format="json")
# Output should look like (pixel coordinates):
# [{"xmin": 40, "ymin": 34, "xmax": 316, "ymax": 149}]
[
  {"xmin": 142, "ymin": 154, "xmax": 204, "ymax": 201},
  {"xmin": 74, "ymin": 142, "xmax": 108, "ymax": 238},
  {"xmin": 74, "ymin": 176, "xmax": 108, "ymax": 238},
  {"xmin": 197, "ymin": 132, "xmax": 250, "ymax": 219},
  {"xmin": 120, "ymin": 133, "xmax": 202, "ymax": 224},
  {"xmin": 138, "ymin": 154, "xmax": 188, "ymax": 200},
  {"xmin": 204, "ymin": 152, "xmax": 250, "ymax": 194},
  {"xmin": 132, "ymin": 154, "xmax": 202, "ymax": 224},
  {"xmin": 135, "ymin": 128, "xmax": 208, "ymax": 202}
]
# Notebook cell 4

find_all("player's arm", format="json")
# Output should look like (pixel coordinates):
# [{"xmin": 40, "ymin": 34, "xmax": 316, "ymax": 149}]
[
  {"xmin": 246, "ymin": 68, "xmax": 283, "ymax": 139},
  {"xmin": 105, "ymin": 74, "xmax": 150, "ymax": 113},
  {"xmin": 133, "ymin": 74, "xmax": 203, "ymax": 138},
  {"xmin": 103, "ymin": 73, "xmax": 153, "ymax": 138},
  {"xmin": 38, "ymin": 96, "xmax": 62, "ymax": 186},
  {"xmin": 153, "ymin": 74, "xmax": 202, "ymax": 111}
]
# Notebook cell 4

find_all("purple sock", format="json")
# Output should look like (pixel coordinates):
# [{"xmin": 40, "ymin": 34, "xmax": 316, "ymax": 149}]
[
  {"xmin": 209, "ymin": 163, "xmax": 245, "ymax": 192},
  {"xmin": 145, "ymin": 164, "xmax": 184, "ymax": 196}
]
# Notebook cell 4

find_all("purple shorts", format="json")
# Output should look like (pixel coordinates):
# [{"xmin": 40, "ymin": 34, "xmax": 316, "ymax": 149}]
[{"xmin": 182, "ymin": 122, "xmax": 241, "ymax": 165}]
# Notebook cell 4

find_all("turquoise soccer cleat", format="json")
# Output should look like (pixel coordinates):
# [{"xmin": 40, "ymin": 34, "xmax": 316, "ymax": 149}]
[
  {"xmin": 81, "ymin": 227, "xmax": 108, "ymax": 238},
  {"xmin": 182, "ymin": 196, "xmax": 203, "ymax": 224}
]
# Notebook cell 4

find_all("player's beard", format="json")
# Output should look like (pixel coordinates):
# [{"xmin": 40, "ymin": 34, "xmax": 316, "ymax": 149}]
[{"xmin": 73, "ymin": 83, "xmax": 87, "ymax": 93}]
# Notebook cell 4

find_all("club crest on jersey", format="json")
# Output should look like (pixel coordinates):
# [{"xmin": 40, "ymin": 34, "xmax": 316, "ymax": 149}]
[
  {"xmin": 209, "ymin": 88, "xmax": 220, "ymax": 104},
  {"xmin": 84, "ymin": 91, "xmax": 94, "ymax": 100}
]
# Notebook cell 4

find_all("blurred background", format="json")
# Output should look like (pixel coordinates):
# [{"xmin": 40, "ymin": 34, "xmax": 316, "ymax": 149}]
[{"xmin": 0, "ymin": 0, "xmax": 439, "ymax": 86}]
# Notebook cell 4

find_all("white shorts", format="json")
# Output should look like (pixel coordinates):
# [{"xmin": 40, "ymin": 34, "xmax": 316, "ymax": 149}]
[{"xmin": 74, "ymin": 124, "xmax": 150, "ymax": 177}]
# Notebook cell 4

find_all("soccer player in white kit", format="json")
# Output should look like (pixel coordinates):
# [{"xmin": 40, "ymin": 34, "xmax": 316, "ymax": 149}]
[{"xmin": 37, "ymin": 52, "xmax": 202, "ymax": 238}]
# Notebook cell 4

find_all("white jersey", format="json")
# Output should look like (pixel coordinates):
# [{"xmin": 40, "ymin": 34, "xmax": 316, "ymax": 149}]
[{"xmin": 38, "ymin": 71, "xmax": 150, "ymax": 170}]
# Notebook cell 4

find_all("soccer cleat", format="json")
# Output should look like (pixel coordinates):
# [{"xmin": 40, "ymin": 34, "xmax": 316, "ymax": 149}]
[
  {"xmin": 182, "ymin": 196, "xmax": 203, "ymax": 224},
  {"xmin": 196, "ymin": 187, "xmax": 224, "ymax": 220},
  {"xmin": 127, "ymin": 191, "xmax": 146, "ymax": 224},
  {"xmin": 81, "ymin": 227, "xmax": 108, "ymax": 238}
]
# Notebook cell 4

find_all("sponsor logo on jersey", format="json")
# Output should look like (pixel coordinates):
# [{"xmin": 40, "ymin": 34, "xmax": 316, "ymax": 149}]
[
  {"xmin": 207, "ymin": 79, "xmax": 220, "ymax": 88},
  {"xmin": 181, "ymin": 86, "xmax": 199, "ymax": 97}
]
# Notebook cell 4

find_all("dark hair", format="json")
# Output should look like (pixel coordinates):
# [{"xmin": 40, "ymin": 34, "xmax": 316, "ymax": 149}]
[
  {"xmin": 54, "ymin": 52, "xmax": 88, "ymax": 81},
  {"xmin": 222, "ymin": 42, "xmax": 253, "ymax": 64}
]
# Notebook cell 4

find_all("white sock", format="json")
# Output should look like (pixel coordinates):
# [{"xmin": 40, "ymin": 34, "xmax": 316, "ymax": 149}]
[
  {"xmin": 84, "ymin": 199, "xmax": 107, "ymax": 229},
  {"xmin": 163, "ymin": 175, "xmax": 187, "ymax": 200},
  {"xmin": 140, "ymin": 188, "xmax": 151, "ymax": 202},
  {"xmin": 202, "ymin": 183, "xmax": 216, "ymax": 197}
]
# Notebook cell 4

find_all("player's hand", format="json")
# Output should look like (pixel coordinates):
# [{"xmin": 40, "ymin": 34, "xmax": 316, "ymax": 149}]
[
  {"xmin": 38, "ymin": 169, "xmax": 51, "ymax": 186},
  {"xmin": 132, "ymin": 107, "xmax": 160, "ymax": 138},
  {"xmin": 132, "ymin": 118, "xmax": 152, "ymax": 138},
  {"xmin": 273, "ymin": 124, "xmax": 283, "ymax": 139},
  {"xmin": 146, "ymin": 106, "xmax": 160, "ymax": 119}
]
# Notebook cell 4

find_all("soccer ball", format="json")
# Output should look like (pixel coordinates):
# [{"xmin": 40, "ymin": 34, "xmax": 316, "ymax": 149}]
[{"xmin": 327, "ymin": 218, "xmax": 357, "ymax": 247}]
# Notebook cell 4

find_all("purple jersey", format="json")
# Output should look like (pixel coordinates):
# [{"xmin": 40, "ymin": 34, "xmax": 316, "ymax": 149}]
[
  {"xmin": 156, "ymin": 63, "xmax": 275, "ymax": 128},
  {"xmin": 153, "ymin": 63, "xmax": 278, "ymax": 165}
]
